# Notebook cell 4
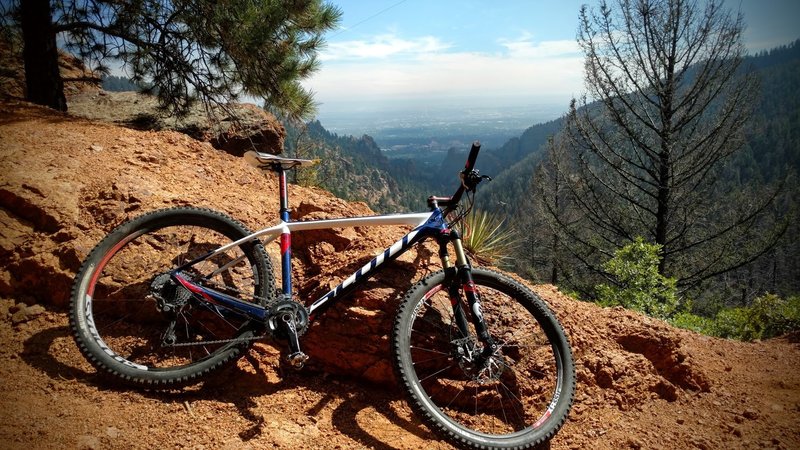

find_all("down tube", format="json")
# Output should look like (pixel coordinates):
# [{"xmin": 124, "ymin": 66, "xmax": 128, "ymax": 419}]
[{"xmin": 307, "ymin": 216, "xmax": 444, "ymax": 318}]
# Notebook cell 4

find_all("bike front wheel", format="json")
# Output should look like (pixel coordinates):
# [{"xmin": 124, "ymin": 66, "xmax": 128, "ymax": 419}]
[
  {"xmin": 392, "ymin": 268, "xmax": 575, "ymax": 449},
  {"xmin": 70, "ymin": 207, "xmax": 276, "ymax": 387}
]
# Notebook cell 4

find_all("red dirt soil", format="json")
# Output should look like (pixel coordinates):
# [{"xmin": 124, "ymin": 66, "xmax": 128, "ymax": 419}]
[{"xmin": 1, "ymin": 99, "xmax": 799, "ymax": 449}]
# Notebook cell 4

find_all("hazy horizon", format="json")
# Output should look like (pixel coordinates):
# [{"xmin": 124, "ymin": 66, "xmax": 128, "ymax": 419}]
[{"xmin": 313, "ymin": 96, "xmax": 568, "ymax": 141}]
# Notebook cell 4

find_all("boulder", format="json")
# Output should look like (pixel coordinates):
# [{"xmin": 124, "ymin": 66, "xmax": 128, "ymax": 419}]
[{"xmin": 67, "ymin": 90, "xmax": 286, "ymax": 155}]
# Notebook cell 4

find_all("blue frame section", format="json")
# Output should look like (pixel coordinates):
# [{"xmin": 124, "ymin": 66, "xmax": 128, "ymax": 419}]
[
  {"xmin": 307, "ymin": 208, "xmax": 448, "ymax": 318},
  {"xmin": 171, "ymin": 208, "xmax": 449, "ymax": 324}
]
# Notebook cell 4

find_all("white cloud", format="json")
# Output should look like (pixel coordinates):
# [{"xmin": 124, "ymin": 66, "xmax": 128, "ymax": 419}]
[
  {"xmin": 321, "ymin": 34, "xmax": 452, "ymax": 61},
  {"xmin": 499, "ymin": 35, "xmax": 580, "ymax": 59},
  {"xmin": 307, "ymin": 33, "xmax": 584, "ymax": 107}
]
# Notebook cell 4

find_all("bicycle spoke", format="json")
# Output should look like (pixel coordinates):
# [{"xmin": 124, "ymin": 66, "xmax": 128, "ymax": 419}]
[
  {"xmin": 418, "ymin": 363, "xmax": 457, "ymax": 384},
  {"xmin": 396, "ymin": 268, "xmax": 571, "ymax": 444},
  {"xmin": 72, "ymin": 209, "xmax": 273, "ymax": 383},
  {"xmin": 410, "ymin": 345, "xmax": 451, "ymax": 356}
]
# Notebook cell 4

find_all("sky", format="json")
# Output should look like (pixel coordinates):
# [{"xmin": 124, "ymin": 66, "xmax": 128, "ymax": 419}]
[{"xmin": 304, "ymin": 0, "xmax": 800, "ymax": 121}]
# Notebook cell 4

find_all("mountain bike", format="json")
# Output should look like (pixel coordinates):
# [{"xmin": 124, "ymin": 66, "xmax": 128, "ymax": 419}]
[{"xmin": 69, "ymin": 142, "xmax": 575, "ymax": 449}]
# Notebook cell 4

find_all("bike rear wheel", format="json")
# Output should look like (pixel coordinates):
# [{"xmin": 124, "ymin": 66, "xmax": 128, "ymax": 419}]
[
  {"xmin": 70, "ymin": 207, "xmax": 276, "ymax": 387},
  {"xmin": 392, "ymin": 268, "xmax": 574, "ymax": 449}
]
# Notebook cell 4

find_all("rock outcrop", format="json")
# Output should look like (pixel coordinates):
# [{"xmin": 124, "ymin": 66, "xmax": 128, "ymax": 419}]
[{"xmin": 67, "ymin": 90, "xmax": 286, "ymax": 155}]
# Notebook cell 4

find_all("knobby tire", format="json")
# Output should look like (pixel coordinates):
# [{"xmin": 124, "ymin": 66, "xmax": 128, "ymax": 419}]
[
  {"xmin": 69, "ymin": 207, "xmax": 276, "ymax": 388},
  {"xmin": 392, "ymin": 268, "xmax": 575, "ymax": 449}
]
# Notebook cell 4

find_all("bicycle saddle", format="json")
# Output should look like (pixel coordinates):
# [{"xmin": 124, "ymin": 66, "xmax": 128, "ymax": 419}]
[{"xmin": 244, "ymin": 151, "xmax": 318, "ymax": 170}]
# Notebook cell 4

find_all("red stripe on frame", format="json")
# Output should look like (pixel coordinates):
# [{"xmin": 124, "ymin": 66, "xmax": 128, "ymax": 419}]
[{"xmin": 280, "ymin": 233, "xmax": 291, "ymax": 255}]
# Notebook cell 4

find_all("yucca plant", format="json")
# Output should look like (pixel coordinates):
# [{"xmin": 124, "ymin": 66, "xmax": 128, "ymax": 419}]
[{"xmin": 458, "ymin": 209, "xmax": 518, "ymax": 266}]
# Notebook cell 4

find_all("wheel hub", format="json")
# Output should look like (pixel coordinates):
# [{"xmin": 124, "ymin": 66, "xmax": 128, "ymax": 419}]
[{"xmin": 452, "ymin": 336, "xmax": 507, "ymax": 384}]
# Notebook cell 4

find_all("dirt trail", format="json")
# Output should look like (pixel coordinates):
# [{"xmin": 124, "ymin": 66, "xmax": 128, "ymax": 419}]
[{"xmin": 1, "ymin": 99, "xmax": 798, "ymax": 449}]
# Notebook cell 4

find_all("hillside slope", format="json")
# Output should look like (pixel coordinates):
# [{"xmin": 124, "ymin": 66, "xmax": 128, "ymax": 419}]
[
  {"xmin": 0, "ymin": 99, "xmax": 798, "ymax": 449},
  {"xmin": 479, "ymin": 41, "xmax": 800, "ymax": 215}
]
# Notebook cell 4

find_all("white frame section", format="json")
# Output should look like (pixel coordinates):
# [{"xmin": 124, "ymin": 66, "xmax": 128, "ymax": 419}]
[{"xmin": 213, "ymin": 212, "xmax": 432, "ymax": 256}]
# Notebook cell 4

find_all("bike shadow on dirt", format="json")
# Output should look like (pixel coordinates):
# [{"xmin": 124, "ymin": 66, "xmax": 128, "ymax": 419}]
[
  {"xmin": 234, "ymin": 349, "xmax": 443, "ymax": 449},
  {"xmin": 21, "ymin": 324, "xmax": 97, "ymax": 385},
  {"xmin": 22, "ymin": 324, "xmax": 441, "ymax": 449}
]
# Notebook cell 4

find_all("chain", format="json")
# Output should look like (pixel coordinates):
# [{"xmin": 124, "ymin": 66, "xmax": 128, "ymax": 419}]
[
  {"xmin": 168, "ymin": 333, "xmax": 270, "ymax": 347},
  {"xmin": 165, "ymin": 274, "xmax": 276, "ymax": 348}
]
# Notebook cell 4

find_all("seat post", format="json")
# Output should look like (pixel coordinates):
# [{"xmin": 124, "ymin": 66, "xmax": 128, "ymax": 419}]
[
  {"xmin": 271, "ymin": 164, "xmax": 309, "ymax": 368},
  {"xmin": 275, "ymin": 166, "xmax": 293, "ymax": 299},
  {"xmin": 276, "ymin": 166, "xmax": 291, "ymax": 222}
]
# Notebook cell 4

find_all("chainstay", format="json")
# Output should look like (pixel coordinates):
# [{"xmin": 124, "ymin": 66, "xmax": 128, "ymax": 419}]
[
  {"xmin": 166, "ymin": 272, "xmax": 276, "ymax": 347},
  {"xmin": 184, "ymin": 271, "xmax": 276, "ymax": 307},
  {"xmin": 167, "ymin": 333, "xmax": 270, "ymax": 347}
]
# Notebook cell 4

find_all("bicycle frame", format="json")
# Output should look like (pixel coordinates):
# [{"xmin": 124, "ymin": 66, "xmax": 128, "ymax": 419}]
[
  {"xmin": 172, "ymin": 207, "xmax": 450, "ymax": 323},
  {"xmin": 171, "ymin": 148, "xmax": 491, "ymax": 359}
]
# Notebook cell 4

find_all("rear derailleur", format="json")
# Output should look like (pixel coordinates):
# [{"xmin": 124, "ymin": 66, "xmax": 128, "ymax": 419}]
[{"xmin": 150, "ymin": 273, "xmax": 192, "ymax": 347}]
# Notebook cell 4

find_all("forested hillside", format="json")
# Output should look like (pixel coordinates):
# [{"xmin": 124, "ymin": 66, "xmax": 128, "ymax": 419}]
[
  {"xmin": 101, "ymin": 74, "xmax": 148, "ymax": 92},
  {"xmin": 480, "ymin": 41, "xmax": 800, "ymax": 212},
  {"xmin": 281, "ymin": 113, "xmax": 566, "ymax": 214},
  {"xmin": 480, "ymin": 40, "xmax": 800, "ymax": 314},
  {"xmin": 282, "ymin": 120, "xmax": 430, "ymax": 212},
  {"xmin": 743, "ymin": 41, "xmax": 800, "ymax": 180}
]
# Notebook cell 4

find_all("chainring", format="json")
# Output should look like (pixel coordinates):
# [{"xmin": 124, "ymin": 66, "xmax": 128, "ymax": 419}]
[{"xmin": 267, "ymin": 300, "xmax": 310, "ymax": 339}]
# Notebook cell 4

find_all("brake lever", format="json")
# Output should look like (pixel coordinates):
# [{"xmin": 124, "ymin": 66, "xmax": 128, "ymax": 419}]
[{"xmin": 460, "ymin": 169, "xmax": 492, "ymax": 191}]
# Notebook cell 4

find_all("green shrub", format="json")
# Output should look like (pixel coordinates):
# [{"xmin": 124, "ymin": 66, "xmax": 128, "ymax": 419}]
[
  {"xmin": 670, "ymin": 312, "xmax": 716, "ymax": 335},
  {"xmin": 785, "ymin": 295, "xmax": 800, "ymax": 330},
  {"xmin": 596, "ymin": 237, "xmax": 679, "ymax": 320},
  {"xmin": 672, "ymin": 294, "xmax": 800, "ymax": 341},
  {"xmin": 713, "ymin": 306, "xmax": 756, "ymax": 340},
  {"xmin": 714, "ymin": 294, "xmax": 800, "ymax": 341}
]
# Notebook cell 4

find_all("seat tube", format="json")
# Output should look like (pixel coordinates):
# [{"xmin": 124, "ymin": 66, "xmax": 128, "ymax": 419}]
[{"xmin": 277, "ymin": 167, "xmax": 292, "ymax": 299}]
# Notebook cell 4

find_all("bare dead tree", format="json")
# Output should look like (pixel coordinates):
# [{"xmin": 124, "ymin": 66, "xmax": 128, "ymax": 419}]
[
  {"xmin": 531, "ymin": 135, "xmax": 572, "ymax": 286},
  {"xmin": 560, "ymin": 0, "xmax": 786, "ymax": 290}
]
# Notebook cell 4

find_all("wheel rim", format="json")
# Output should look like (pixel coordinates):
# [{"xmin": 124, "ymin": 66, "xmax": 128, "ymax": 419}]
[
  {"xmin": 80, "ymin": 220, "xmax": 264, "ymax": 371},
  {"xmin": 404, "ymin": 277, "xmax": 563, "ymax": 438}
]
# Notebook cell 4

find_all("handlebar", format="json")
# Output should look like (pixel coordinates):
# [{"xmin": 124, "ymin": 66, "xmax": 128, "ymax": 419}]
[
  {"xmin": 464, "ymin": 141, "xmax": 481, "ymax": 171},
  {"xmin": 428, "ymin": 141, "xmax": 482, "ymax": 214}
]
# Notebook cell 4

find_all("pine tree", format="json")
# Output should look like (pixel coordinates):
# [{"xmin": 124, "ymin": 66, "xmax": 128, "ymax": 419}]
[{"xmin": 3, "ymin": 0, "xmax": 341, "ymax": 119}]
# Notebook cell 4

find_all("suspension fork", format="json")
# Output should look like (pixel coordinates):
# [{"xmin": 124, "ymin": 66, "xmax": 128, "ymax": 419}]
[{"xmin": 439, "ymin": 231, "xmax": 498, "ymax": 355}]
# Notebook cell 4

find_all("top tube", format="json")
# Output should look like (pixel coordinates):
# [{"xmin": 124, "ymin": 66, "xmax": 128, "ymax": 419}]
[{"xmin": 211, "ymin": 211, "xmax": 432, "ymax": 257}]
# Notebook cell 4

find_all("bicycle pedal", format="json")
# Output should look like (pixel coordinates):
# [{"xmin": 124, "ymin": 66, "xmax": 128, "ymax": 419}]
[{"xmin": 287, "ymin": 351, "xmax": 309, "ymax": 369}]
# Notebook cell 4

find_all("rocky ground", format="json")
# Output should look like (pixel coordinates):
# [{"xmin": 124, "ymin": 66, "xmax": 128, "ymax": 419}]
[{"xmin": 1, "ymin": 99, "xmax": 799, "ymax": 449}]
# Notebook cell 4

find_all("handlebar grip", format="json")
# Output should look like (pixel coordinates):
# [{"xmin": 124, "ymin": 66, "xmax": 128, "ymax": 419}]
[{"xmin": 464, "ymin": 141, "xmax": 481, "ymax": 170}]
